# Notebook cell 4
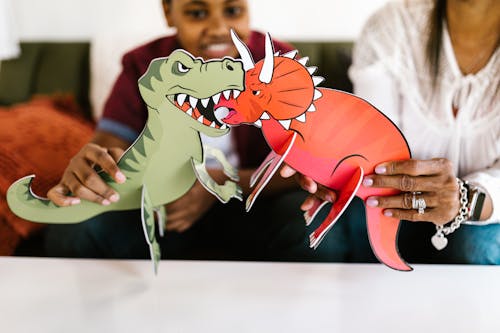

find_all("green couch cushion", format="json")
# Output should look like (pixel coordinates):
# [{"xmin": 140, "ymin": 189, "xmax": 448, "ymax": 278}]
[{"xmin": 0, "ymin": 42, "xmax": 90, "ymax": 118}]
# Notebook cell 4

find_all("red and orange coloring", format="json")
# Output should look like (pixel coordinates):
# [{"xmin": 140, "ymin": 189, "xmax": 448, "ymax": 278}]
[{"xmin": 216, "ymin": 31, "xmax": 412, "ymax": 271}]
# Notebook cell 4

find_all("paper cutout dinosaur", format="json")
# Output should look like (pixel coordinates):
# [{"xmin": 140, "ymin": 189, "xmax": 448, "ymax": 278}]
[
  {"xmin": 217, "ymin": 31, "xmax": 412, "ymax": 271},
  {"xmin": 7, "ymin": 50, "xmax": 245, "ymax": 272}
]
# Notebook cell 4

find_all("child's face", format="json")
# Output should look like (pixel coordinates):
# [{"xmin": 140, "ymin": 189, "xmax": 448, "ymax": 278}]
[{"xmin": 164, "ymin": 0, "xmax": 251, "ymax": 60}]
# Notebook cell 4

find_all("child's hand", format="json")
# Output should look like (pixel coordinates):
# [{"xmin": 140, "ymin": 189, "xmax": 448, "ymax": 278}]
[{"xmin": 47, "ymin": 143, "xmax": 126, "ymax": 206}]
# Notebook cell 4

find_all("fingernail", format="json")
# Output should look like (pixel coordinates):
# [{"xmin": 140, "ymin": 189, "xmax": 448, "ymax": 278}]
[
  {"xmin": 366, "ymin": 197, "xmax": 378, "ymax": 207},
  {"xmin": 115, "ymin": 171, "xmax": 126, "ymax": 183},
  {"xmin": 362, "ymin": 177, "xmax": 373, "ymax": 187},
  {"xmin": 325, "ymin": 194, "xmax": 334, "ymax": 202},
  {"xmin": 102, "ymin": 199, "xmax": 111, "ymax": 206},
  {"xmin": 375, "ymin": 165, "xmax": 387, "ymax": 174},
  {"xmin": 384, "ymin": 210, "xmax": 393, "ymax": 217},
  {"xmin": 109, "ymin": 193, "xmax": 120, "ymax": 202},
  {"xmin": 69, "ymin": 198, "xmax": 80, "ymax": 205}
]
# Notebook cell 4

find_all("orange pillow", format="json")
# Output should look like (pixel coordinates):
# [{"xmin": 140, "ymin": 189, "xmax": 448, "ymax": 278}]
[{"xmin": 0, "ymin": 95, "xmax": 94, "ymax": 255}]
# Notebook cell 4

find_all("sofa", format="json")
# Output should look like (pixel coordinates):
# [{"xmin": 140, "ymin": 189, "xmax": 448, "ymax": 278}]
[{"xmin": 0, "ymin": 39, "xmax": 353, "ymax": 256}]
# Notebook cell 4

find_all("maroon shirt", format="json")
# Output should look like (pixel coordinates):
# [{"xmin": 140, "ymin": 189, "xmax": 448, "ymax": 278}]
[{"xmin": 98, "ymin": 31, "xmax": 294, "ymax": 168}]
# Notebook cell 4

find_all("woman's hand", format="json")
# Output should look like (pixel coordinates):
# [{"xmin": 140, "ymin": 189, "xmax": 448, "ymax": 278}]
[
  {"xmin": 363, "ymin": 158, "xmax": 460, "ymax": 225},
  {"xmin": 47, "ymin": 143, "xmax": 126, "ymax": 206},
  {"xmin": 164, "ymin": 180, "xmax": 218, "ymax": 233},
  {"xmin": 280, "ymin": 165, "xmax": 337, "ymax": 211}
]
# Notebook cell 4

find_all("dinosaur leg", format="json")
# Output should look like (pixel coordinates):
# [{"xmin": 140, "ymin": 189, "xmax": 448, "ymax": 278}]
[
  {"xmin": 203, "ymin": 144, "xmax": 239, "ymax": 181},
  {"xmin": 309, "ymin": 167, "xmax": 363, "ymax": 250},
  {"xmin": 246, "ymin": 133, "xmax": 297, "ymax": 211},
  {"xmin": 141, "ymin": 184, "xmax": 161, "ymax": 275},
  {"xmin": 364, "ymin": 206, "xmax": 412, "ymax": 271},
  {"xmin": 191, "ymin": 157, "xmax": 243, "ymax": 203}
]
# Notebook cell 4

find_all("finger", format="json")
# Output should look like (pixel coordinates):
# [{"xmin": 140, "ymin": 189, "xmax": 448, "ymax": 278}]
[
  {"xmin": 64, "ymin": 172, "xmax": 114, "ymax": 205},
  {"xmin": 363, "ymin": 174, "xmax": 449, "ymax": 192},
  {"xmin": 84, "ymin": 145, "xmax": 126, "ymax": 184},
  {"xmin": 280, "ymin": 164, "xmax": 297, "ymax": 178},
  {"xmin": 296, "ymin": 174, "xmax": 317, "ymax": 194},
  {"xmin": 366, "ymin": 192, "xmax": 439, "ymax": 209},
  {"xmin": 383, "ymin": 208, "xmax": 438, "ymax": 223},
  {"xmin": 47, "ymin": 184, "xmax": 81, "ymax": 207},
  {"xmin": 375, "ymin": 158, "xmax": 453, "ymax": 177},
  {"xmin": 108, "ymin": 147, "xmax": 125, "ymax": 162},
  {"xmin": 300, "ymin": 194, "xmax": 320, "ymax": 211},
  {"xmin": 314, "ymin": 186, "xmax": 336, "ymax": 203}
]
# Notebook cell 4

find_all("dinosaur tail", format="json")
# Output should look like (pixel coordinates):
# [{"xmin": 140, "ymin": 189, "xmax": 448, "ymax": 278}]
[{"xmin": 6, "ymin": 175, "xmax": 105, "ymax": 224}]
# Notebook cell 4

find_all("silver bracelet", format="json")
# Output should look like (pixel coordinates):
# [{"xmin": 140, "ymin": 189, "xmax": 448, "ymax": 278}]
[{"xmin": 431, "ymin": 178, "xmax": 469, "ymax": 250}]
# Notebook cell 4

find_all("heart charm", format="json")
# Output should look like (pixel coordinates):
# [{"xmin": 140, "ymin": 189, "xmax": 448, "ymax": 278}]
[{"xmin": 431, "ymin": 234, "xmax": 448, "ymax": 251}]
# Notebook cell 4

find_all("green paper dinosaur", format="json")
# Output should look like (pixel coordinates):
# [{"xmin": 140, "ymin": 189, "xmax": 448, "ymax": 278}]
[{"xmin": 7, "ymin": 50, "xmax": 245, "ymax": 272}]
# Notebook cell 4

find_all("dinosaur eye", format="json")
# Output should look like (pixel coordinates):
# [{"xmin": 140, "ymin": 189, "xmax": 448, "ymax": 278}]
[
  {"xmin": 176, "ymin": 62, "xmax": 190, "ymax": 73},
  {"xmin": 252, "ymin": 90, "xmax": 261, "ymax": 96}
]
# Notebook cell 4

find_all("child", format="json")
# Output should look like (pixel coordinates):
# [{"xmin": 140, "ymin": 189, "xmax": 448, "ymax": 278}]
[{"xmin": 44, "ymin": 0, "xmax": 348, "ymax": 261}]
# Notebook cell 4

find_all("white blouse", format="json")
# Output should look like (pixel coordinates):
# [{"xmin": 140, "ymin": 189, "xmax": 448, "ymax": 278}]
[{"xmin": 349, "ymin": 0, "xmax": 499, "ymax": 223}]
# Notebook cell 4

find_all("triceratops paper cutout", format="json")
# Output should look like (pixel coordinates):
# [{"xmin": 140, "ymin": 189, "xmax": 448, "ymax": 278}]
[
  {"xmin": 217, "ymin": 31, "xmax": 413, "ymax": 271},
  {"xmin": 7, "ymin": 50, "xmax": 245, "ymax": 273}
]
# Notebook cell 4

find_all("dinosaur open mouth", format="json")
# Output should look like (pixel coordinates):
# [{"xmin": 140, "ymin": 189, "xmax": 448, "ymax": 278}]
[{"xmin": 169, "ymin": 90, "xmax": 241, "ymax": 129}]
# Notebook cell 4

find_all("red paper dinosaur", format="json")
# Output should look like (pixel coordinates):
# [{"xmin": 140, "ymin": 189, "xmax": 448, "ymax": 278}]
[{"xmin": 216, "ymin": 31, "xmax": 412, "ymax": 271}]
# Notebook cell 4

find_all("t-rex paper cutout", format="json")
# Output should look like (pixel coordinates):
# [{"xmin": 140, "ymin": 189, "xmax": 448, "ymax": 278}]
[
  {"xmin": 7, "ymin": 50, "xmax": 244, "ymax": 273},
  {"xmin": 217, "ymin": 31, "xmax": 412, "ymax": 271}
]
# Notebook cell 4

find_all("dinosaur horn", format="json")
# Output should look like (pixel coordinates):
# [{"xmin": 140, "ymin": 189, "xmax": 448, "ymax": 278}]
[
  {"xmin": 259, "ymin": 32, "xmax": 274, "ymax": 84},
  {"xmin": 230, "ymin": 29, "xmax": 254, "ymax": 71}
]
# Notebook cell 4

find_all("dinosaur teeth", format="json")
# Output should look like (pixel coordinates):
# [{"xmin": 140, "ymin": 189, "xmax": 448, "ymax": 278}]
[
  {"xmin": 274, "ymin": 51, "xmax": 280, "ymax": 56},
  {"xmin": 307, "ymin": 104, "xmax": 316, "ymax": 112},
  {"xmin": 201, "ymin": 98, "xmax": 210, "ymax": 108},
  {"xmin": 222, "ymin": 90, "xmax": 231, "ymax": 100},
  {"xmin": 254, "ymin": 119, "xmax": 262, "ymax": 128},
  {"xmin": 279, "ymin": 119, "xmax": 292, "ymax": 130},
  {"xmin": 197, "ymin": 115, "xmax": 204, "ymax": 123},
  {"xmin": 186, "ymin": 107, "xmax": 193, "ymax": 116},
  {"xmin": 232, "ymin": 90, "xmax": 240, "ymax": 99},
  {"xmin": 189, "ymin": 96, "xmax": 198, "ymax": 108},
  {"xmin": 210, "ymin": 121, "xmax": 216, "ymax": 128},
  {"xmin": 220, "ymin": 123, "xmax": 227, "ymax": 130},
  {"xmin": 260, "ymin": 112, "xmax": 270, "ymax": 120},
  {"xmin": 212, "ymin": 92, "xmax": 221, "ymax": 104},
  {"xmin": 176, "ymin": 93, "xmax": 187, "ymax": 106}
]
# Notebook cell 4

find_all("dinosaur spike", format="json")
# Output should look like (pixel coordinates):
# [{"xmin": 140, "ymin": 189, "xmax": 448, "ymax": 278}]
[
  {"xmin": 230, "ymin": 29, "xmax": 255, "ymax": 70},
  {"xmin": 232, "ymin": 90, "xmax": 240, "ymax": 99},
  {"xmin": 279, "ymin": 119, "xmax": 292, "ymax": 130},
  {"xmin": 282, "ymin": 50, "xmax": 298, "ymax": 59},
  {"xmin": 212, "ymin": 92, "xmax": 221, "ymax": 104},
  {"xmin": 260, "ymin": 112, "xmax": 271, "ymax": 120},
  {"xmin": 296, "ymin": 113, "xmax": 306, "ymax": 122},
  {"xmin": 144, "ymin": 126, "xmax": 154, "ymax": 140},
  {"xmin": 134, "ymin": 137, "xmax": 146, "ymax": 157},
  {"xmin": 307, "ymin": 66, "xmax": 317, "ymax": 75},
  {"xmin": 312, "ymin": 76, "xmax": 324, "ymax": 86},
  {"xmin": 314, "ymin": 89, "xmax": 322, "ymax": 100},
  {"xmin": 298, "ymin": 57, "xmax": 309, "ymax": 66},
  {"xmin": 259, "ymin": 32, "xmax": 274, "ymax": 84},
  {"xmin": 189, "ymin": 96, "xmax": 198, "ymax": 108},
  {"xmin": 120, "ymin": 162, "xmax": 140, "ymax": 172},
  {"xmin": 176, "ymin": 93, "xmax": 187, "ymax": 106},
  {"xmin": 254, "ymin": 119, "xmax": 262, "ymax": 128},
  {"xmin": 307, "ymin": 104, "xmax": 316, "ymax": 112}
]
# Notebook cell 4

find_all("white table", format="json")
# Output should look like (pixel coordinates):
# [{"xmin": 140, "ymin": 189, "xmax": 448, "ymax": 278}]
[{"xmin": 0, "ymin": 257, "xmax": 499, "ymax": 333}]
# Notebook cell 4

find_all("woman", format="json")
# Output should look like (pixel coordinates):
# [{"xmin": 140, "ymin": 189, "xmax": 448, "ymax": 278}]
[{"xmin": 283, "ymin": 0, "xmax": 499, "ymax": 264}]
